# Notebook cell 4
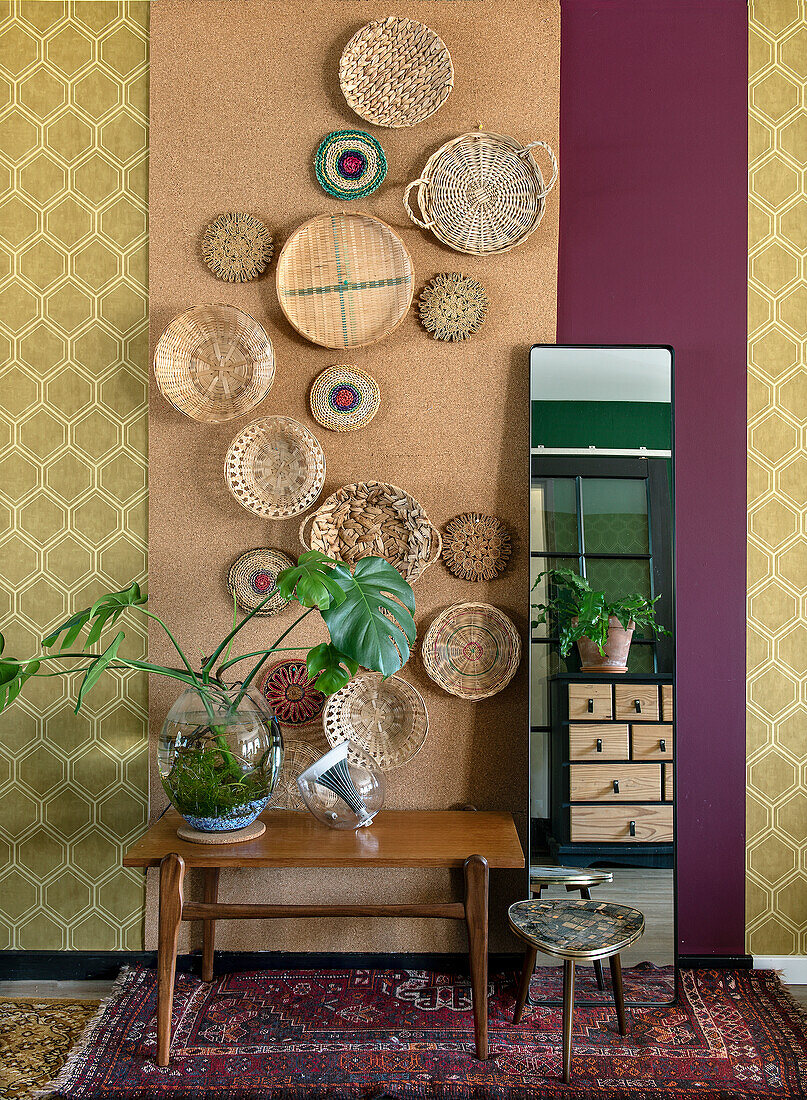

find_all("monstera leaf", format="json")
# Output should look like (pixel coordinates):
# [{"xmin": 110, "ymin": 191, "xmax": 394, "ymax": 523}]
[
  {"xmin": 0, "ymin": 634, "xmax": 40, "ymax": 713},
  {"xmin": 306, "ymin": 642, "xmax": 359, "ymax": 695},
  {"xmin": 321, "ymin": 558, "xmax": 416, "ymax": 678},
  {"xmin": 275, "ymin": 551, "xmax": 346, "ymax": 611},
  {"xmin": 43, "ymin": 582, "xmax": 146, "ymax": 652}
]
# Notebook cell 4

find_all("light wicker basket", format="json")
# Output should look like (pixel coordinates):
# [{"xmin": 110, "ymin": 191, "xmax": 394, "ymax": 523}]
[
  {"xmin": 339, "ymin": 16, "xmax": 453, "ymax": 128},
  {"xmin": 404, "ymin": 132, "xmax": 558, "ymax": 256},
  {"xmin": 323, "ymin": 672, "xmax": 428, "ymax": 770},
  {"xmin": 227, "ymin": 548, "xmax": 295, "ymax": 615},
  {"xmin": 276, "ymin": 213, "xmax": 413, "ymax": 349},
  {"xmin": 266, "ymin": 739, "xmax": 320, "ymax": 810},
  {"xmin": 421, "ymin": 602, "xmax": 522, "ymax": 700},
  {"xmin": 225, "ymin": 416, "xmax": 326, "ymax": 520},
  {"xmin": 153, "ymin": 305, "xmax": 275, "ymax": 422},
  {"xmin": 299, "ymin": 481, "xmax": 441, "ymax": 584},
  {"xmin": 309, "ymin": 364, "xmax": 380, "ymax": 432}
]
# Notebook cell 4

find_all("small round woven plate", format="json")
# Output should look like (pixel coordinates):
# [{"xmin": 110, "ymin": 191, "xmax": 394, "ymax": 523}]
[
  {"xmin": 225, "ymin": 416, "xmax": 326, "ymax": 519},
  {"xmin": 309, "ymin": 365, "xmax": 380, "ymax": 432},
  {"xmin": 202, "ymin": 213, "xmax": 274, "ymax": 282},
  {"xmin": 421, "ymin": 602, "xmax": 522, "ymax": 700},
  {"xmin": 257, "ymin": 657, "xmax": 327, "ymax": 734},
  {"xmin": 442, "ymin": 513, "xmax": 511, "ymax": 581},
  {"xmin": 276, "ymin": 213, "xmax": 413, "ymax": 349},
  {"xmin": 419, "ymin": 273, "xmax": 488, "ymax": 342},
  {"xmin": 323, "ymin": 672, "xmax": 428, "ymax": 771},
  {"xmin": 339, "ymin": 16, "xmax": 454, "ymax": 128},
  {"xmin": 227, "ymin": 548, "xmax": 295, "ymax": 615},
  {"xmin": 315, "ymin": 130, "xmax": 387, "ymax": 200},
  {"xmin": 153, "ymin": 305, "xmax": 275, "ymax": 422},
  {"xmin": 266, "ymin": 739, "xmax": 320, "ymax": 811}
]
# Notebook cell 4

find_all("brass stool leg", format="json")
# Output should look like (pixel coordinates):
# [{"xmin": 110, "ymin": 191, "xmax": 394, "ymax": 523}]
[
  {"xmin": 513, "ymin": 945, "xmax": 538, "ymax": 1023},
  {"xmin": 580, "ymin": 888, "xmax": 606, "ymax": 990},
  {"xmin": 610, "ymin": 953, "xmax": 627, "ymax": 1035},
  {"xmin": 562, "ymin": 958, "xmax": 575, "ymax": 1083}
]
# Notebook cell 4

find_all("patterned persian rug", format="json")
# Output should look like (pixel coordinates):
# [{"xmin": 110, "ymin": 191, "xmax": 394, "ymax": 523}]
[
  {"xmin": 42, "ymin": 965, "xmax": 807, "ymax": 1098},
  {"xmin": 0, "ymin": 999, "xmax": 99, "ymax": 1100}
]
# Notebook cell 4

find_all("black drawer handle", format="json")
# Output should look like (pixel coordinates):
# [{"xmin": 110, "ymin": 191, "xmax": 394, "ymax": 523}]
[
  {"xmin": 634, "ymin": 699, "xmax": 642, "ymax": 713},
  {"xmin": 629, "ymin": 820, "xmax": 636, "ymax": 837},
  {"xmin": 596, "ymin": 738, "xmax": 603, "ymax": 753},
  {"xmin": 659, "ymin": 738, "xmax": 666, "ymax": 752},
  {"xmin": 587, "ymin": 698, "xmax": 594, "ymax": 713},
  {"xmin": 613, "ymin": 779, "xmax": 620, "ymax": 794}
]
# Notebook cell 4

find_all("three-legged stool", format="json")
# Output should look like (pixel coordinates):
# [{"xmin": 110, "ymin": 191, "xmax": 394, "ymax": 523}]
[{"xmin": 529, "ymin": 865, "xmax": 614, "ymax": 989}]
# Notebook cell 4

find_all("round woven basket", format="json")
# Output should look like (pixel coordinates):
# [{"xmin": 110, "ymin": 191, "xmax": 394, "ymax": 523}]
[
  {"xmin": 299, "ymin": 481, "xmax": 442, "ymax": 583},
  {"xmin": 257, "ymin": 657, "xmax": 327, "ymax": 734},
  {"xmin": 405, "ymin": 133, "xmax": 558, "ymax": 256},
  {"xmin": 153, "ymin": 305, "xmax": 275, "ymax": 422},
  {"xmin": 323, "ymin": 672, "xmax": 428, "ymax": 770},
  {"xmin": 225, "ymin": 416, "xmax": 326, "ymax": 519},
  {"xmin": 421, "ymin": 602, "xmax": 522, "ymax": 700},
  {"xmin": 315, "ymin": 130, "xmax": 387, "ymax": 200},
  {"xmin": 309, "ymin": 365, "xmax": 380, "ymax": 432},
  {"xmin": 339, "ymin": 16, "xmax": 454, "ymax": 128},
  {"xmin": 227, "ymin": 548, "xmax": 295, "ymax": 615},
  {"xmin": 276, "ymin": 213, "xmax": 413, "ymax": 349},
  {"xmin": 266, "ymin": 739, "xmax": 320, "ymax": 810}
]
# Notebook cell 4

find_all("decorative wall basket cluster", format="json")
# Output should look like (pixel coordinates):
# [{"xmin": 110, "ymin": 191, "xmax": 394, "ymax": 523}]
[
  {"xmin": 422, "ymin": 602, "xmax": 522, "ymax": 700},
  {"xmin": 300, "ymin": 481, "xmax": 441, "ymax": 583},
  {"xmin": 323, "ymin": 672, "xmax": 429, "ymax": 770},
  {"xmin": 227, "ymin": 548, "xmax": 295, "ymax": 615},
  {"xmin": 225, "ymin": 416, "xmax": 326, "ymax": 519}
]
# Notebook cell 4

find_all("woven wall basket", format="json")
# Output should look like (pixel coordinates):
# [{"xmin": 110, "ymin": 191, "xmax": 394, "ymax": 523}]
[
  {"xmin": 153, "ymin": 304, "xmax": 275, "ymax": 422},
  {"xmin": 339, "ymin": 16, "xmax": 454, "ymax": 128},
  {"xmin": 405, "ymin": 133, "xmax": 558, "ymax": 256},
  {"xmin": 309, "ymin": 364, "xmax": 380, "ymax": 432},
  {"xmin": 300, "ymin": 481, "xmax": 441, "ymax": 584},
  {"xmin": 227, "ymin": 548, "xmax": 295, "ymax": 615},
  {"xmin": 421, "ymin": 602, "xmax": 522, "ymax": 700},
  {"xmin": 225, "ymin": 416, "xmax": 326, "ymax": 519},
  {"xmin": 257, "ymin": 657, "xmax": 327, "ymax": 734},
  {"xmin": 276, "ymin": 213, "xmax": 414, "ymax": 349},
  {"xmin": 266, "ymin": 739, "xmax": 320, "ymax": 810},
  {"xmin": 323, "ymin": 672, "xmax": 428, "ymax": 771}
]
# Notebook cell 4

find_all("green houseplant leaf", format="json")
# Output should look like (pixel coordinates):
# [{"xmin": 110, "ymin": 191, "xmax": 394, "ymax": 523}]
[
  {"xmin": 42, "ymin": 582, "xmax": 146, "ymax": 652},
  {"xmin": 275, "ymin": 551, "xmax": 347, "ymax": 611},
  {"xmin": 75, "ymin": 631, "xmax": 125, "ymax": 712},
  {"xmin": 306, "ymin": 642, "xmax": 359, "ymax": 695}
]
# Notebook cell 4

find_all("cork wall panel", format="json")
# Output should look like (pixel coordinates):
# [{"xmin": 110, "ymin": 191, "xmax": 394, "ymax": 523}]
[
  {"xmin": 746, "ymin": 0, "xmax": 807, "ymax": 955},
  {"xmin": 148, "ymin": 0, "xmax": 559, "ymax": 951}
]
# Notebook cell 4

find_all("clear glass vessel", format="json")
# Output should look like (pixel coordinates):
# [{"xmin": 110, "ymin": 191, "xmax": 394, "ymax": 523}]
[
  {"xmin": 296, "ymin": 741, "xmax": 385, "ymax": 829},
  {"xmin": 158, "ymin": 684, "xmax": 283, "ymax": 832}
]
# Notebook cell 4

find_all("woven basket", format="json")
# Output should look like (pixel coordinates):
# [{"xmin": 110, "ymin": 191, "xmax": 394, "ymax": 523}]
[
  {"xmin": 257, "ymin": 657, "xmax": 327, "ymax": 734},
  {"xmin": 227, "ymin": 548, "xmax": 295, "ymax": 615},
  {"xmin": 323, "ymin": 672, "xmax": 428, "ymax": 771},
  {"xmin": 153, "ymin": 305, "xmax": 275, "ymax": 422},
  {"xmin": 421, "ymin": 602, "xmax": 522, "ymax": 700},
  {"xmin": 404, "ymin": 133, "xmax": 558, "ymax": 256},
  {"xmin": 299, "ymin": 481, "xmax": 441, "ymax": 583},
  {"xmin": 309, "ymin": 365, "xmax": 380, "ymax": 432},
  {"xmin": 276, "ymin": 213, "xmax": 413, "ymax": 349},
  {"xmin": 266, "ymin": 739, "xmax": 320, "ymax": 810},
  {"xmin": 225, "ymin": 416, "xmax": 326, "ymax": 519},
  {"xmin": 339, "ymin": 16, "xmax": 453, "ymax": 128}
]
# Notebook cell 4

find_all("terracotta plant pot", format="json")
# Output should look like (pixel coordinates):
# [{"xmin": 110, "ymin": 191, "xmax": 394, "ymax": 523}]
[{"xmin": 576, "ymin": 616, "xmax": 635, "ymax": 673}]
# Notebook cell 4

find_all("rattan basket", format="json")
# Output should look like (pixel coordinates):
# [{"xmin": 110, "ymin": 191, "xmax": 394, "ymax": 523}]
[
  {"xmin": 225, "ymin": 416, "xmax": 326, "ymax": 519},
  {"xmin": 276, "ymin": 213, "xmax": 413, "ymax": 349},
  {"xmin": 421, "ymin": 602, "xmax": 522, "ymax": 700},
  {"xmin": 339, "ymin": 16, "xmax": 453, "ymax": 128},
  {"xmin": 153, "ymin": 305, "xmax": 275, "ymax": 422},
  {"xmin": 309, "ymin": 365, "xmax": 380, "ymax": 432},
  {"xmin": 404, "ymin": 132, "xmax": 558, "ymax": 256},
  {"xmin": 227, "ymin": 548, "xmax": 295, "ymax": 615},
  {"xmin": 266, "ymin": 739, "xmax": 320, "ymax": 810},
  {"xmin": 299, "ymin": 481, "xmax": 441, "ymax": 583},
  {"xmin": 323, "ymin": 672, "xmax": 428, "ymax": 770}
]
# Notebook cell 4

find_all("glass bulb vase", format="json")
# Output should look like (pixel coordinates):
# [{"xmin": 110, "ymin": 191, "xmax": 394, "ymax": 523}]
[{"xmin": 297, "ymin": 741, "xmax": 385, "ymax": 829}]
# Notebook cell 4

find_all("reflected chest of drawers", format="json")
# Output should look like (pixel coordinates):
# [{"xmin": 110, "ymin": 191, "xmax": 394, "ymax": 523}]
[{"xmin": 548, "ymin": 673, "xmax": 674, "ymax": 868}]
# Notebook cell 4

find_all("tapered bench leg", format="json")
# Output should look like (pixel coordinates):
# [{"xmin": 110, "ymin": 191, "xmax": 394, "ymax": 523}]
[
  {"xmin": 464, "ymin": 853, "xmax": 489, "ymax": 1060},
  {"xmin": 610, "ymin": 953, "xmax": 627, "ymax": 1034},
  {"xmin": 157, "ymin": 853, "xmax": 184, "ymax": 1067},
  {"xmin": 562, "ymin": 958, "xmax": 575, "ymax": 1083},
  {"xmin": 201, "ymin": 867, "xmax": 220, "ymax": 982},
  {"xmin": 580, "ymin": 888, "xmax": 606, "ymax": 990},
  {"xmin": 513, "ymin": 945, "xmax": 538, "ymax": 1023}
]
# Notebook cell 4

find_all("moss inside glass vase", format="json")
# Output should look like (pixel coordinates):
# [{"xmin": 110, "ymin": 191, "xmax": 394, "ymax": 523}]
[{"xmin": 161, "ymin": 738, "xmax": 273, "ymax": 825}]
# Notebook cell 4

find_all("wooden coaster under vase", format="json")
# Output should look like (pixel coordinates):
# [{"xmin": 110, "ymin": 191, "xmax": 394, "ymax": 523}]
[{"xmin": 176, "ymin": 819, "xmax": 266, "ymax": 844}]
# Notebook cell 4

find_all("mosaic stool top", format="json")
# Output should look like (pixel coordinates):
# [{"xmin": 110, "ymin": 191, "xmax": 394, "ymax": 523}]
[
  {"xmin": 508, "ymin": 899, "xmax": 645, "ymax": 961},
  {"xmin": 530, "ymin": 865, "xmax": 614, "ymax": 889}
]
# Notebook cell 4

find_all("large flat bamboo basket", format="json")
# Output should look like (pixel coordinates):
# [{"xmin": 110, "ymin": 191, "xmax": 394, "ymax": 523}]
[
  {"xmin": 276, "ymin": 213, "xmax": 414, "ymax": 349},
  {"xmin": 421, "ymin": 602, "xmax": 522, "ymax": 700},
  {"xmin": 225, "ymin": 416, "xmax": 326, "ymax": 519},
  {"xmin": 153, "ymin": 304, "xmax": 275, "ymax": 422},
  {"xmin": 405, "ymin": 133, "xmax": 558, "ymax": 256},
  {"xmin": 323, "ymin": 672, "xmax": 429, "ymax": 770}
]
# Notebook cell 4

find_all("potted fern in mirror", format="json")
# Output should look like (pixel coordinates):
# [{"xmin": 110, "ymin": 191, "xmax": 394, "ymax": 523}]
[
  {"xmin": 0, "ymin": 552, "xmax": 416, "ymax": 836},
  {"xmin": 531, "ymin": 568, "xmax": 670, "ymax": 673}
]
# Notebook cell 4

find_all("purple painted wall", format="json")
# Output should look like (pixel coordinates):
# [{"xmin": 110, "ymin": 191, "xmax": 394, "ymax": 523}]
[{"xmin": 557, "ymin": 1, "xmax": 748, "ymax": 955}]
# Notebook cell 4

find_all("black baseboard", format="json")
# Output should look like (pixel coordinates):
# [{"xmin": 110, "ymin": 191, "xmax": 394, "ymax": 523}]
[
  {"xmin": 0, "ymin": 950, "xmax": 523, "ymax": 982},
  {"xmin": 678, "ymin": 954, "xmax": 753, "ymax": 969}
]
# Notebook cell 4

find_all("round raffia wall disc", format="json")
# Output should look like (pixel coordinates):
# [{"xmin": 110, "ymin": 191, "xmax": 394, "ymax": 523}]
[
  {"xmin": 419, "ymin": 273, "xmax": 488, "ymax": 342},
  {"xmin": 257, "ymin": 657, "xmax": 327, "ymax": 733},
  {"xmin": 202, "ymin": 213, "xmax": 274, "ymax": 282},
  {"xmin": 315, "ymin": 130, "xmax": 387, "ymax": 200},
  {"xmin": 176, "ymin": 819, "xmax": 266, "ymax": 844},
  {"xmin": 227, "ymin": 548, "xmax": 295, "ymax": 615},
  {"xmin": 309, "ymin": 365, "xmax": 380, "ymax": 432},
  {"xmin": 442, "ymin": 513, "xmax": 512, "ymax": 580}
]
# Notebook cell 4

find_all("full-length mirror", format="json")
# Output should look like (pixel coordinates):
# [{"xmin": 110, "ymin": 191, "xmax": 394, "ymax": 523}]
[{"xmin": 529, "ymin": 345, "xmax": 675, "ymax": 1005}]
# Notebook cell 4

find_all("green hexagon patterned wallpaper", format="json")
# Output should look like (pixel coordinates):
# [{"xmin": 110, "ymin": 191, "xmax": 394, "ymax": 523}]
[{"xmin": 0, "ymin": 0, "xmax": 148, "ymax": 950}]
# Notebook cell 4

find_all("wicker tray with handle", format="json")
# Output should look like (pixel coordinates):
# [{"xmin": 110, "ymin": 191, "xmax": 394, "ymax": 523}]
[
  {"xmin": 299, "ymin": 480, "xmax": 441, "ymax": 584},
  {"xmin": 404, "ymin": 132, "xmax": 558, "ymax": 256}
]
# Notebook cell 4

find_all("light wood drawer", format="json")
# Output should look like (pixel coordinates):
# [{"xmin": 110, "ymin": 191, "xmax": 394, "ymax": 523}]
[
  {"xmin": 615, "ymin": 684, "xmax": 659, "ymax": 721},
  {"xmin": 571, "ymin": 804, "xmax": 673, "ymax": 843},
  {"xmin": 662, "ymin": 684, "xmax": 674, "ymax": 722},
  {"xmin": 569, "ymin": 723, "xmax": 629, "ymax": 760},
  {"xmin": 632, "ymin": 724, "xmax": 673, "ymax": 761},
  {"xmin": 568, "ymin": 683, "xmax": 612, "ymax": 720},
  {"xmin": 569, "ymin": 763, "xmax": 661, "ymax": 802},
  {"xmin": 664, "ymin": 764, "xmax": 674, "ymax": 801}
]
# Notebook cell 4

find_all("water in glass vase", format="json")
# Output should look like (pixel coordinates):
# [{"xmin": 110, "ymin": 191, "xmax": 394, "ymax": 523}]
[{"xmin": 158, "ymin": 685, "xmax": 283, "ymax": 832}]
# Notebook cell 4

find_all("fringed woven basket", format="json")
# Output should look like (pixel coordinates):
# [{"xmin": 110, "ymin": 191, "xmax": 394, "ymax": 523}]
[
  {"xmin": 225, "ymin": 416, "xmax": 326, "ymax": 519},
  {"xmin": 421, "ymin": 602, "xmax": 522, "ymax": 700},
  {"xmin": 299, "ymin": 481, "xmax": 441, "ymax": 583},
  {"xmin": 323, "ymin": 672, "xmax": 429, "ymax": 770}
]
